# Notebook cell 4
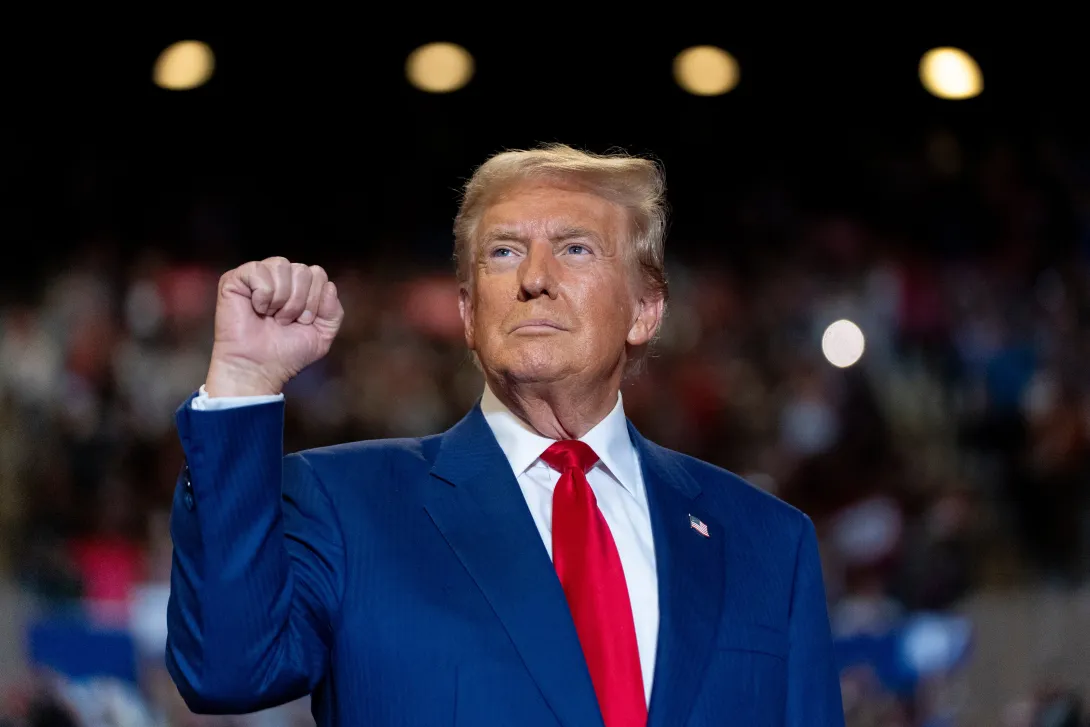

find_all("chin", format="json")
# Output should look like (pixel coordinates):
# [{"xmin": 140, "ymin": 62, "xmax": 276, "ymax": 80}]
[
  {"xmin": 504, "ymin": 367, "xmax": 568, "ymax": 385},
  {"xmin": 491, "ymin": 343, "xmax": 573, "ymax": 384}
]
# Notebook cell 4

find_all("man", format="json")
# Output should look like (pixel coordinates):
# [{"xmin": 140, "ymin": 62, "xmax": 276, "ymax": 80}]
[{"xmin": 167, "ymin": 144, "xmax": 845, "ymax": 726}]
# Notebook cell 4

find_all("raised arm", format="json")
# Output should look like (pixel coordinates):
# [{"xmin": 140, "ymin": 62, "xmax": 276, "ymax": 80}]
[{"xmin": 165, "ymin": 258, "xmax": 345, "ymax": 713}]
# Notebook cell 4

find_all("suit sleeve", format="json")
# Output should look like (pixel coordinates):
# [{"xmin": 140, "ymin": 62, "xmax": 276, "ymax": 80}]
[
  {"xmin": 166, "ymin": 393, "xmax": 346, "ymax": 714},
  {"xmin": 785, "ymin": 516, "xmax": 845, "ymax": 727}
]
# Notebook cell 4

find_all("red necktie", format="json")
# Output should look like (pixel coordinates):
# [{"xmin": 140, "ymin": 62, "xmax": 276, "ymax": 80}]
[{"xmin": 541, "ymin": 441, "xmax": 647, "ymax": 727}]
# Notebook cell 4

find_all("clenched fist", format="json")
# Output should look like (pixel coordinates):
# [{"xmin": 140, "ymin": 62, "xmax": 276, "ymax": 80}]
[{"xmin": 204, "ymin": 257, "xmax": 345, "ymax": 397}]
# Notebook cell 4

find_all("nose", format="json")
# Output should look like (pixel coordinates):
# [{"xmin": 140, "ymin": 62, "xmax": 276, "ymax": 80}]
[{"xmin": 517, "ymin": 239, "xmax": 559, "ymax": 301}]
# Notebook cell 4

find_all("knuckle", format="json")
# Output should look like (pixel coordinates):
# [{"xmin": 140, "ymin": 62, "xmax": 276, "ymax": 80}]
[{"xmin": 270, "ymin": 278, "xmax": 290, "ymax": 297}]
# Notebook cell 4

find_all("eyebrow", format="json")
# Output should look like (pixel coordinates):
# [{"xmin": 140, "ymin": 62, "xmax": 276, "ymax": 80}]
[
  {"xmin": 553, "ymin": 226, "xmax": 603, "ymax": 244},
  {"xmin": 480, "ymin": 226, "xmax": 604, "ymax": 246}
]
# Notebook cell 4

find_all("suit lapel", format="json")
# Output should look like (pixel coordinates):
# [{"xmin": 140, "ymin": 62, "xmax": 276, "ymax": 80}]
[
  {"xmin": 631, "ymin": 424, "xmax": 725, "ymax": 727},
  {"xmin": 425, "ymin": 405, "xmax": 604, "ymax": 727}
]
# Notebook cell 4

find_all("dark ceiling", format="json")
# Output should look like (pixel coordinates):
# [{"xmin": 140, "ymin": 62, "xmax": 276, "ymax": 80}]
[{"xmin": 1, "ymin": 19, "xmax": 1086, "ymax": 284}]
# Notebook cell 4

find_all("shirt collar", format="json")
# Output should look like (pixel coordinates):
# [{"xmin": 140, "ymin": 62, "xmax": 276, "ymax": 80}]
[{"xmin": 480, "ymin": 383, "xmax": 641, "ymax": 499}]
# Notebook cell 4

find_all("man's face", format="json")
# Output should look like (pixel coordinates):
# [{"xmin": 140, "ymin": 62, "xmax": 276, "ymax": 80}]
[{"xmin": 460, "ymin": 180, "xmax": 662, "ymax": 386}]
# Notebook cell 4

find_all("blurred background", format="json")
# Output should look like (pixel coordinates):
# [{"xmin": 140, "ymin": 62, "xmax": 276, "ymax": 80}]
[{"xmin": 1, "ymin": 19, "xmax": 1089, "ymax": 727}]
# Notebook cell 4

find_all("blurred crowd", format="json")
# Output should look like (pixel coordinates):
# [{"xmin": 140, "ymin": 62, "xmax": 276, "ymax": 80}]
[{"xmin": 1, "ymin": 128, "xmax": 1089, "ymax": 726}]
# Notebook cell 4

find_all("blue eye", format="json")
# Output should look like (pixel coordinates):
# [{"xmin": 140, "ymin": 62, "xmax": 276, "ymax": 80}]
[
  {"xmin": 567, "ymin": 244, "xmax": 589, "ymax": 255},
  {"xmin": 491, "ymin": 247, "xmax": 512, "ymax": 257}
]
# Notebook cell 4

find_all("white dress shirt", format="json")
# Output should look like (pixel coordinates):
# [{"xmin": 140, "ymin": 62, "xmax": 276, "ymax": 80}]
[{"xmin": 191, "ymin": 384, "xmax": 660, "ymax": 703}]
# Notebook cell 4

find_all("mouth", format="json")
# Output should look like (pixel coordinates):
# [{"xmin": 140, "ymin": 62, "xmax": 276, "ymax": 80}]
[{"xmin": 511, "ymin": 319, "xmax": 567, "ymax": 333}]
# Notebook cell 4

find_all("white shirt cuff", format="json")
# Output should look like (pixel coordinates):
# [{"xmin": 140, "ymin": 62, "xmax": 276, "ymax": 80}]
[{"xmin": 190, "ymin": 385, "xmax": 285, "ymax": 411}]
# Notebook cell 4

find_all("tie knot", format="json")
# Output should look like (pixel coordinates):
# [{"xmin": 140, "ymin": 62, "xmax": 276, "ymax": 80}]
[{"xmin": 540, "ymin": 440, "xmax": 600, "ymax": 475}]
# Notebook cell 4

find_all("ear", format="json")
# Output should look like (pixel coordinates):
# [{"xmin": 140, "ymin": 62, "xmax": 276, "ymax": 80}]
[
  {"xmin": 459, "ymin": 285, "xmax": 476, "ymax": 351},
  {"xmin": 626, "ymin": 291, "xmax": 665, "ymax": 347}
]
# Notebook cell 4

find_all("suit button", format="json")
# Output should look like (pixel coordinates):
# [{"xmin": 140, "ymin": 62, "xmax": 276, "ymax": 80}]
[{"xmin": 183, "ymin": 490, "xmax": 195, "ymax": 511}]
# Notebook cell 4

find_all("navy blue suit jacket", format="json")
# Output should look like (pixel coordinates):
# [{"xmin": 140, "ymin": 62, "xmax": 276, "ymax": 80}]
[{"xmin": 167, "ymin": 393, "xmax": 844, "ymax": 726}]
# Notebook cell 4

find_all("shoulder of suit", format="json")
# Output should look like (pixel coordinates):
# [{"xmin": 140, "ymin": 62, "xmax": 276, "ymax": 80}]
[{"xmin": 287, "ymin": 433, "xmax": 442, "ymax": 475}]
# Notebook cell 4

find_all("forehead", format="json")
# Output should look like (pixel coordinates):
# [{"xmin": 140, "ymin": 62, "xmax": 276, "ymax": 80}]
[{"xmin": 476, "ymin": 180, "xmax": 626, "ymax": 242}]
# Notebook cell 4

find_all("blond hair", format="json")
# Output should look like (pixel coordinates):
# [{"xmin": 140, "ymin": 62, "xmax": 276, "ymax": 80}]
[{"xmin": 453, "ymin": 143, "xmax": 669, "ymax": 303}]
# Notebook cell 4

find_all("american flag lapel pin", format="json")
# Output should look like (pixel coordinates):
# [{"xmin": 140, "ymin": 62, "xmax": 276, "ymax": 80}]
[{"xmin": 689, "ymin": 514, "xmax": 709, "ymax": 538}]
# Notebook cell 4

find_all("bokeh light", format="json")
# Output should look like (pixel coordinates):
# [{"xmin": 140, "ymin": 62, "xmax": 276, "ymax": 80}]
[
  {"xmin": 920, "ymin": 47, "xmax": 983, "ymax": 100},
  {"xmin": 673, "ymin": 46, "xmax": 740, "ymax": 96},
  {"xmin": 153, "ymin": 41, "xmax": 215, "ymax": 91},
  {"xmin": 822, "ymin": 319, "xmax": 866, "ymax": 368},
  {"xmin": 406, "ymin": 42, "xmax": 474, "ymax": 93}
]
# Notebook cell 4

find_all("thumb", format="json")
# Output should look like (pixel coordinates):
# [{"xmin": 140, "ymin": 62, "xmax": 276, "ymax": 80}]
[{"xmin": 314, "ymin": 281, "xmax": 344, "ymax": 333}]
